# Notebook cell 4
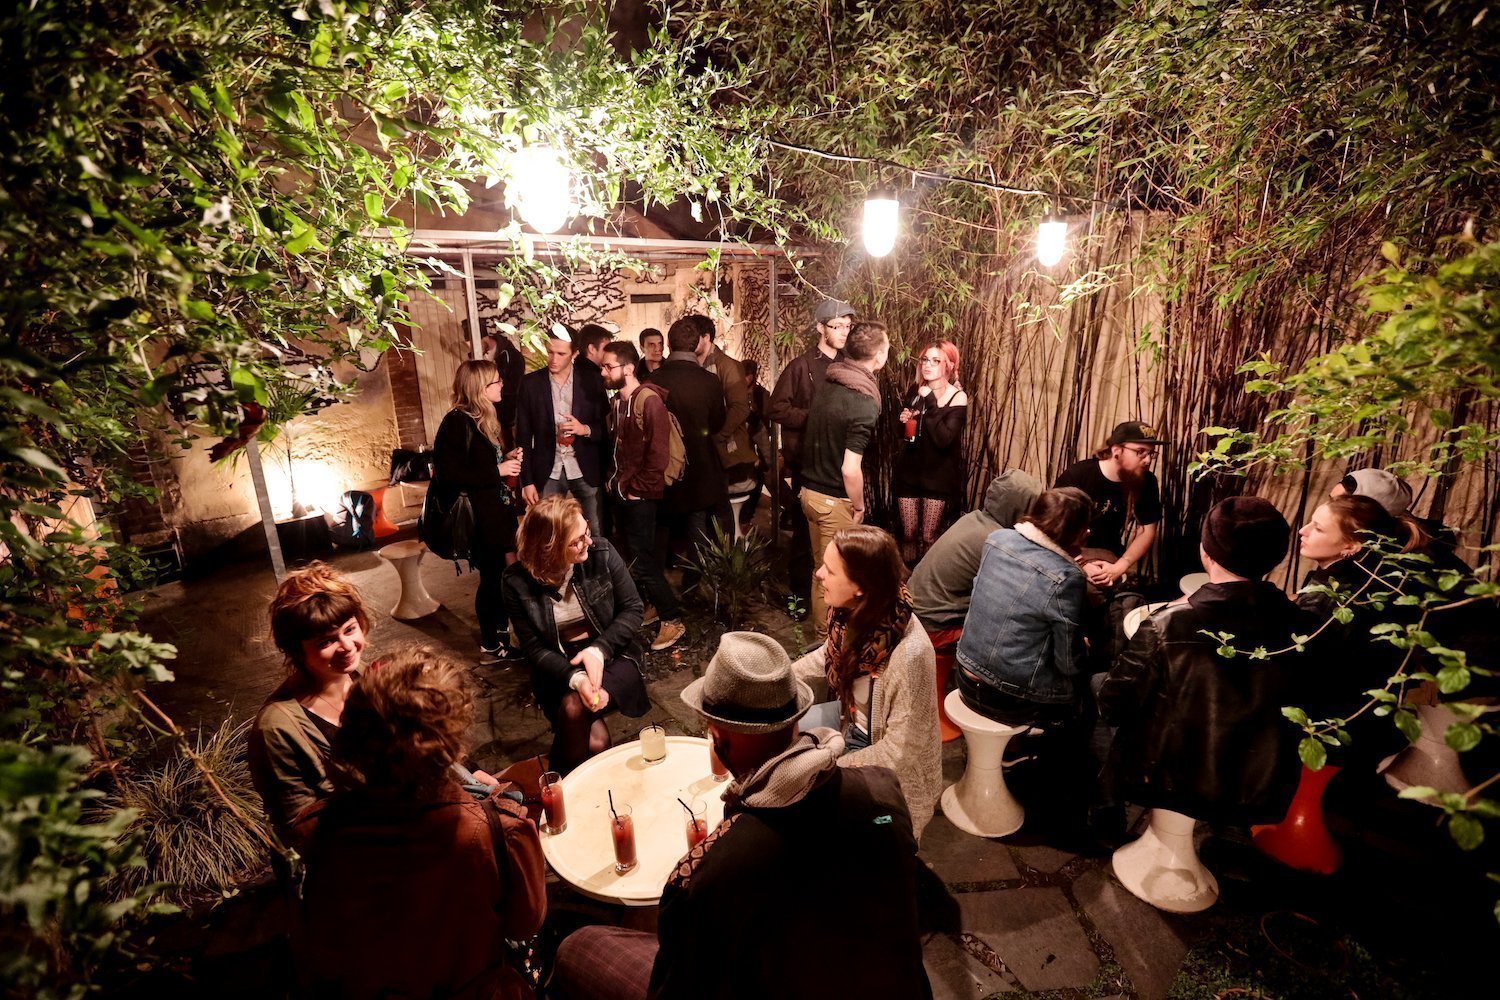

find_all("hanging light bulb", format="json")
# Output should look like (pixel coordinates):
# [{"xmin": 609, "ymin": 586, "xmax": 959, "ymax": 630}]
[
  {"xmin": 513, "ymin": 145, "xmax": 572, "ymax": 234},
  {"xmin": 862, "ymin": 188, "xmax": 899, "ymax": 258},
  {"xmin": 1036, "ymin": 215, "xmax": 1068, "ymax": 266}
]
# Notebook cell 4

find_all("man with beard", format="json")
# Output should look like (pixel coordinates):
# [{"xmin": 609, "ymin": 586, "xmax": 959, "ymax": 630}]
[
  {"xmin": 602, "ymin": 340, "xmax": 684, "ymax": 651},
  {"xmin": 1054, "ymin": 421, "xmax": 1165, "ymax": 590}
]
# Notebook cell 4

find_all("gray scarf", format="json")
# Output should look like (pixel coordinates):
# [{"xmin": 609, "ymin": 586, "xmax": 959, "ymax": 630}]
[{"xmin": 722, "ymin": 729, "xmax": 845, "ymax": 813}]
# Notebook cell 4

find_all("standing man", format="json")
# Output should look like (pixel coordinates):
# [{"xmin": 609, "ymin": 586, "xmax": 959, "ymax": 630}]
[
  {"xmin": 478, "ymin": 324, "xmax": 525, "ymax": 444},
  {"xmin": 573, "ymin": 323, "xmax": 613, "ymax": 382},
  {"xmin": 516, "ymin": 327, "xmax": 607, "ymax": 536},
  {"xmin": 549, "ymin": 632, "xmax": 932, "ymax": 1000},
  {"xmin": 768, "ymin": 298, "xmax": 853, "ymax": 620},
  {"xmin": 603, "ymin": 340, "xmax": 685, "ymax": 651},
  {"xmin": 800, "ymin": 320, "xmax": 889, "ymax": 637},
  {"xmin": 1055, "ymin": 421, "xmax": 1165, "ymax": 589},
  {"xmin": 649, "ymin": 317, "xmax": 730, "ymax": 580},
  {"xmin": 689, "ymin": 314, "xmax": 755, "ymax": 487},
  {"xmin": 637, "ymin": 327, "xmax": 665, "ymax": 379}
]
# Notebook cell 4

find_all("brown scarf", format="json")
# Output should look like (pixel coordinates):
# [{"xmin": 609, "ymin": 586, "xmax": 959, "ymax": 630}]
[
  {"xmin": 825, "ymin": 585, "xmax": 913, "ymax": 709},
  {"xmin": 825, "ymin": 360, "xmax": 880, "ymax": 401}
]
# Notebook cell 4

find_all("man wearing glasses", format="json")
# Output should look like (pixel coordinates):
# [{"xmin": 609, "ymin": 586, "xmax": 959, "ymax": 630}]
[
  {"xmin": 1055, "ymin": 420, "xmax": 1166, "ymax": 590},
  {"xmin": 767, "ymin": 298, "xmax": 854, "ymax": 621}
]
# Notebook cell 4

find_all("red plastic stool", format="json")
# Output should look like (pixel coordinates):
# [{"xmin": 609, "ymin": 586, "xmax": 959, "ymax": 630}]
[
  {"xmin": 1252, "ymin": 764, "xmax": 1343, "ymax": 875},
  {"xmin": 928, "ymin": 626, "xmax": 965, "ymax": 743},
  {"xmin": 369, "ymin": 486, "xmax": 402, "ymax": 539}
]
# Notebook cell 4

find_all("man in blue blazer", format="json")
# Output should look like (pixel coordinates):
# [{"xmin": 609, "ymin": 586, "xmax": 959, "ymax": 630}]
[{"xmin": 516, "ymin": 326, "xmax": 609, "ymax": 534}]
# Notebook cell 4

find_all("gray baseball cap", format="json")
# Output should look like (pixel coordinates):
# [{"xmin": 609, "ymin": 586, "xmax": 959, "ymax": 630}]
[{"xmin": 815, "ymin": 299, "xmax": 855, "ymax": 324}]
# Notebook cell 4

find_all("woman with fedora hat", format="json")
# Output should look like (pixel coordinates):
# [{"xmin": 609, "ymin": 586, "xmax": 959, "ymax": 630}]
[{"xmin": 792, "ymin": 525, "xmax": 943, "ymax": 836}]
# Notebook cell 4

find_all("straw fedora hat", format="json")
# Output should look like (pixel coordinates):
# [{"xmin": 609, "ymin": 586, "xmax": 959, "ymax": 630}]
[{"xmin": 680, "ymin": 632, "xmax": 814, "ymax": 734}]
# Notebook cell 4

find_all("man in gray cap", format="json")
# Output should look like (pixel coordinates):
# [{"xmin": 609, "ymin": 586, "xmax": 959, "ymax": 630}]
[
  {"xmin": 768, "ymin": 298, "xmax": 854, "ymax": 620},
  {"xmin": 550, "ymin": 631, "xmax": 931, "ymax": 1000}
]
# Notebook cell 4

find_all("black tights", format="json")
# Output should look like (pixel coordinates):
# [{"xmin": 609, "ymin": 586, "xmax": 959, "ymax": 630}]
[
  {"xmin": 551, "ymin": 692, "xmax": 613, "ymax": 774},
  {"xmin": 898, "ymin": 497, "xmax": 947, "ymax": 565}
]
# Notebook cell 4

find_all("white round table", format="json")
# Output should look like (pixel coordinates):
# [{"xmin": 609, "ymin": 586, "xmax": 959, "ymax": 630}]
[{"xmin": 540, "ymin": 736, "xmax": 728, "ymax": 906}]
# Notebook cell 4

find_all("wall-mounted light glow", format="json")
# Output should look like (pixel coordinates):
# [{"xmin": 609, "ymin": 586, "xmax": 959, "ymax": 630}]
[
  {"xmin": 863, "ymin": 190, "xmax": 899, "ymax": 258},
  {"xmin": 513, "ymin": 145, "xmax": 572, "ymax": 234},
  {"xmin": 1037, "ymin": 218, "xmax": 1068, "ymax": 266}
]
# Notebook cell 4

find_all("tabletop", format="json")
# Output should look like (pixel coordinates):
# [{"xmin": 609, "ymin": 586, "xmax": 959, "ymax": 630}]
[{"xmin": 540, "ymin": 735, "xmax": 729, "ymax": 906}]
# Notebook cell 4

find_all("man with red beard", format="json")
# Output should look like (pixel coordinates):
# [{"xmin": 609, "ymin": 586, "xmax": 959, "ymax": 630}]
[{"xmin": 1054, "ymin": 421, "xmax": 1165, "ymax": 590}]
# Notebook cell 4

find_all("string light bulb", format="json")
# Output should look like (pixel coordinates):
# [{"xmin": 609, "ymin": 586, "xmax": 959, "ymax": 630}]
[
  {"xmin": 1036, "ymin": 215, "xmax": 1068, "ymax": 267},
  {"xmin": 513, "ymin": 145, "xmax": 572, "ymax": 234},
  {"xmin": 862, "ymin": 188, "xmax": 899, "ymax": 258}
]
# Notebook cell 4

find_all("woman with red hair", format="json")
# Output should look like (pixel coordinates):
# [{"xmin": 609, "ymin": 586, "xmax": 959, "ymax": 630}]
[{"xmin": 893, "ymin": 340, "xmax": 967, "ymax": 563}]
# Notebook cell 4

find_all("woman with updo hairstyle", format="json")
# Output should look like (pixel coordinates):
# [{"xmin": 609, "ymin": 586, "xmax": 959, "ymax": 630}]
[
  {"xmin": 792, "ymin": 524, "xmax": 942, "ymax": 836},
  {"xmin": 1297, "ymin": 494, "xmax": 1430, "ymax": 766},
  {"xmin": 298, "ymin": 646, "xmax": 546, "ymax": 1000},
  {"xmin": 893, "ymin": 339, "xmax": 967, "ymax": 564},
  {"xmin": 248, "ymin": 562, "xmax": 372, "ymax": 847},
  {"xmin": 432, "ymin": 357, "xmax": 525, "ymax": 662},
  {"xmin": 503, "ymin": 494, "xmax": 649, "ymax": 772}
]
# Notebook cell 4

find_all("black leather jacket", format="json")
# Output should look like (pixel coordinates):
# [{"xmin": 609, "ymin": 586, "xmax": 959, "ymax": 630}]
[
  {"xmin": 1098, "ymin": 580, "xmax": 1319, "ymax": 824},
  {"xmin": 500, "ymin": 539, "xmax": 644, "ymax": 690}
]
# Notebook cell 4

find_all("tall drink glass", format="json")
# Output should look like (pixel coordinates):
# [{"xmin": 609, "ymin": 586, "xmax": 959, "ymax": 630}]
[
  {"xmin": 611, "ymin": 803, "xmax": 637, "ymax": 874},
  {"xmin": 709, "ymin": 742, "xmax": 729, "ymax": 782},
  {"xmin": 684, "ymin": 799, "xmax": 709, "ymax": 850},
  {"xmin": 539, "ymin": 771, "xmax": 566, "ymax": 834}
]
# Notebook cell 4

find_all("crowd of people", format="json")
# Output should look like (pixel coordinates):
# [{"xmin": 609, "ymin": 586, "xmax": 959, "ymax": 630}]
[{"xmin": 243, "ymin": 299, "xmax": 1478, "ymax": 998}]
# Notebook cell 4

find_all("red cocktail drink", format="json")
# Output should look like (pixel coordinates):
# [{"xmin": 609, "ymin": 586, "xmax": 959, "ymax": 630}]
[
  {"xmin": 611, "ymin": 807, "xmax": 637, "ymax": 874},
  {"xmin": 540, "ymin": 771, "xmax": 566, "ymax": 833},
  {"xmin": 686, "ymin": 816, "xmax": 708, "ymax": 849}
]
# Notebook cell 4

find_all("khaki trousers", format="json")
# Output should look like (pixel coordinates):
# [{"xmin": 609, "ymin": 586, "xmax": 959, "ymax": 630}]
[{"xmin": 800, "ymin": 486, "xmax": 858, "ymax": 636}]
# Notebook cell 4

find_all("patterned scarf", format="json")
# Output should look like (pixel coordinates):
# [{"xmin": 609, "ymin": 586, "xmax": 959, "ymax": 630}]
[{"xmin": 825, "ymin": 585, "xmax": 913, "ymax": 709}]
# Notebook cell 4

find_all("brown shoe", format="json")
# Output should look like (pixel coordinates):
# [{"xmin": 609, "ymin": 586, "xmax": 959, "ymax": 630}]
[
  {"xmin": 641, "ymin": 604, "xmax": 660, "ymax": 627},
  {"xmin": 651, "ymin": 619, "xmax": 686, "ymax": 651}
]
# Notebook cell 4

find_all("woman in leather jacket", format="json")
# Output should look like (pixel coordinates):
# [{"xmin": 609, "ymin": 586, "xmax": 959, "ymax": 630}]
[{"xmin": 502, "ymin": 495, "xmax": 649, "ymax": 772}]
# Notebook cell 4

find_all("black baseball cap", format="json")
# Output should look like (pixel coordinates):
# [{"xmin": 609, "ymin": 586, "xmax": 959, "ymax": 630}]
[{"xmin": 1107, "ymin": 421, "xmax": 1166, "ymax": 447}]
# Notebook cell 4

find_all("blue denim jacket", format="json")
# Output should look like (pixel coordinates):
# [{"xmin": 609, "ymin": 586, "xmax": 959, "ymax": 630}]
[{"xmin": 956, "ymin": 525, "xmax": 1088, "ymax": 704}]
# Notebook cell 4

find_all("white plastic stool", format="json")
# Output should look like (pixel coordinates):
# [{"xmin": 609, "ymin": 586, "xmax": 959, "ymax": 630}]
[
  {"xmin": 378, "ymin": 540, "xmax": 440, "ymax": 620},
  {"xmin": 1112, "ymin": 809, "xmax": 1219, "ymax": 913},
  {"xmin": 939, "ymin": 690, "xmax": 1032, "ymax": 837},
  {"xmin": 727, "ymin": 478, "xmax": 759, "ymax": 542},
  {"xmin": 1379, "ymin": 703, "xmax": 1473, "ymax": 799}
]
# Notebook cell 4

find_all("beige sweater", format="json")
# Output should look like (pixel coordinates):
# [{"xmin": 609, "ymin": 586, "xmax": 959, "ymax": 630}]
[{"xmin": 793, "ymin": 616, "xmax": 943, "ymax": 837}]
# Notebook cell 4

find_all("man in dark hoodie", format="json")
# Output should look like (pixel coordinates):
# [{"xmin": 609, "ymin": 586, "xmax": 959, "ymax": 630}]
[{"xmin": 799, "ymin": 319, "xmax": 889, "ymax": 638}]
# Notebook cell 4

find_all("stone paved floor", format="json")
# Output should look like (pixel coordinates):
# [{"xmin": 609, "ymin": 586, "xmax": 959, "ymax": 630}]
[{"xmin": 138, "ymin": 521, "xmax": 1492, "ymax": 999}]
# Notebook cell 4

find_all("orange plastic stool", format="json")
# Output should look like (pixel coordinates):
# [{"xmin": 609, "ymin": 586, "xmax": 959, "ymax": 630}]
[
  {"xmin": 1252, "ymin": 764, "xmax": 1343, "ymax": 875},
  {"xmin": 369, "ymin": 486, "xmax": 402, "ymax": 539}
]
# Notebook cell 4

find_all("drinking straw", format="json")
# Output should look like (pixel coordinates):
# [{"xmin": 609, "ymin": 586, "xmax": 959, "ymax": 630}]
[
  {"xmin": 609, "ymin": 789, "xmax": 618, "ymax": 824},
  {"xmin": 677, "ymin": 797, "xmax": 693, "ymax": 818}
]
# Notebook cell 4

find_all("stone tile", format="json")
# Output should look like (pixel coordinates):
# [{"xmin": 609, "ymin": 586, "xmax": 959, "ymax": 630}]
[
  {"xmin": 957, "ymin": 887, "xmax": 1100, "ymax": 991},
  {"xmin": 941, "ymin": 740, "xmax": 967, "ymax": 783},
  {"xmin": 921, "ymin": 814, "xmax": 1022, "ymax": 885},
  {"xmin": 1073, "ymin": 867, "xmax": 1188, "ymax": 1000},
  {"xmin": 923, "ymin": 932, "xmax": 1013, "ymax": 998},
  {"xmin": 1010, "ymin": 842, "xmax": 1078, "ymax": 875}
]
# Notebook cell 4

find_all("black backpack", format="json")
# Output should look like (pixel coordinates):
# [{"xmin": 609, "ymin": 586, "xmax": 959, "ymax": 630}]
[{"xmin": 419, "ymin": 489, "xmax": 475, "ymax": 563}]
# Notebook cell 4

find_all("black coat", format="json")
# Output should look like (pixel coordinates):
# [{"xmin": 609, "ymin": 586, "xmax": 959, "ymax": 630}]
[
  {"xmin": 431, "ymin": 409, "xmax": 515, "ymax": 559},
  {"xmin": 515, "ymin": 366, "xmax": 608, "ymax": 489},
  {"xmin": 646, "ymin": 356, "xmax": 727, "ymax": 513},
  {"xmin": 1098, "ymin": 580, "xmax": 1318, "ymax": 824},
  {"xmin": 648, "ymin": 764, "xmax": 932, "ymax": 1000},
  {"xmin": 766, "ymin": 344, "xmax": 840, "ymax": 470},
  {"xmin": 500, "ymin": 539, "xmax": 644, "ymax": 693}
]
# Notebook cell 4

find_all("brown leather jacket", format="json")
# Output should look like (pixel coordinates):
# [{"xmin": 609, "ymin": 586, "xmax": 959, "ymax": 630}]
[{"xmin": 298, "ymin": 782, "xmax": 547, "ymax": 999}]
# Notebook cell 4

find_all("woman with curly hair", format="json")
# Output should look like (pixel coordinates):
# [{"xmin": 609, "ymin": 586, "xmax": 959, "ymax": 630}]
[
  {"xmin": 792, "ymin": 525, "xmax": 942, "ymax": 835},
  {"xmin": 432, "ymin": 358, "xmax": 525, "ymax": 662},
  {"xmin": 298, "ymin": 647, "xmax": 546, "ymax": 1000},
  {"xmin": 503, "ymin": 494, "xmax": 649, "ymax": 772},
  {"xmin": 893, "ymin": 340, "xmax": 967, "ymax": 564},
  {"xmin": 248, "ymin": 562, "xmax": 373, "ymax": 847}
]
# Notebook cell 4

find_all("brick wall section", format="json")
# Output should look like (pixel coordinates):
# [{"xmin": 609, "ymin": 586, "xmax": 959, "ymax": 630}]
[{"xmin": 387, "ymin": 324, "xmax": 428, "ymax": 450}]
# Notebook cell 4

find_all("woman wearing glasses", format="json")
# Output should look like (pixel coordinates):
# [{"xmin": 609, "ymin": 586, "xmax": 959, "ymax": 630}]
[
  {"xmin": 432, "ymin": 359, "xmax": 524, "ymax": 662},
  {"xmin": 893, "ymin": 340, "xmax": 967, "ymax": 564},
  {"xmin": 503, "ymin": 494, "xmax": 649, "ymax": 772}
]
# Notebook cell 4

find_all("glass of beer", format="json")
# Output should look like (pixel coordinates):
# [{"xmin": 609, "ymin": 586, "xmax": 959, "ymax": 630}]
[
  {"xmin": 684, "ymin": 799, "xmax": 709, "ymax": 850},
  {"xmin": 611, "ymin": 803, "xmax": 637, "ymax": 874},
  {"xmin": 539, "ymin": 771, "xmax": 566, "ymax": 834}
]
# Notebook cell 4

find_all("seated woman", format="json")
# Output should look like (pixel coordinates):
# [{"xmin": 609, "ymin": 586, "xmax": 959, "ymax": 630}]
[
  {"xmin": 503, "ymin": 495, "xmax": 649, "ymax": 772},
  {"xmin": 792, "ymin": 525, "xmax": 942, "ymax": 836},
  {"xmin": 248, "ymin": 562, "xmax": 372, "ymax": 848},
  {"xmin": 298, "ymin": 646, "xmax": 546, "ymax": 1000},
  {"xmin": 954, "ymin": 487, "xmax": 1092, "ymax": 726}
]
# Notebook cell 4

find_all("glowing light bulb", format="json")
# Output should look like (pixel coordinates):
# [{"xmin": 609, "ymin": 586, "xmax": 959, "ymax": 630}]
[
  {"xmin": 513, "ymin": 146, "xmax": 572, "ymax": 234},
  {"xmin": 862, "ymin": 193, "xmax": 899, "ymax": 258},
  {"xmin": 1037, "ymin": 218, "xmax": 1068, "ymax": 266}
]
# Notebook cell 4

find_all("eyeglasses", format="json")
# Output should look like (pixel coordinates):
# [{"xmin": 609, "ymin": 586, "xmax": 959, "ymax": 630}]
[
  {"xmin": 486, "ymin": 380, "xmax": 503, "ymax": 388},
  {"xmin": 1121, "ymin": 445, "xmax": 1158, "ymax": 459},
  {"xmin": 601, "ymin": 363, "xmax": 626, "ymax": 372},
  {"xmin": 824, "ymin": 320, "xmax": 852, "ymax": 331},
  {"xmin": 920, "ymin": 356, "xmax": 943, "ymax": 365}
]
